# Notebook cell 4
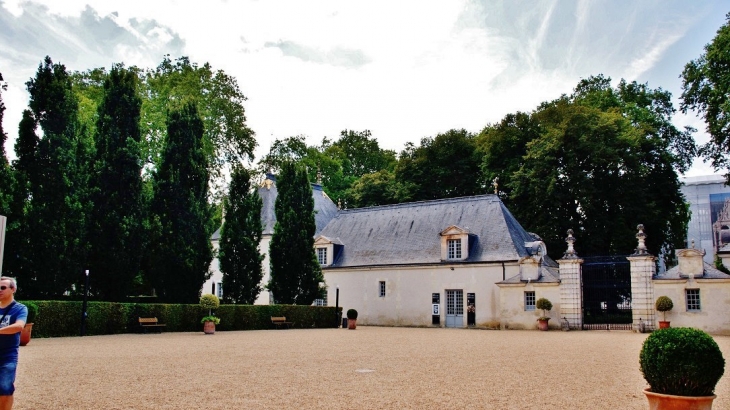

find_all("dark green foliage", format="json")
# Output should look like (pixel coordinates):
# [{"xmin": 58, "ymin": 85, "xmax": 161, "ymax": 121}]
[
  {"xmin": 347, "ymin": 308, "xmax": 358, "ymax": 320},
  {"xmin": 199, "ymin": 294, "xmax": 220, "ymax": 310},
  {"xmin": 714, "ymin": 254, "xmax": 730, "ymax": 274},
  {"xmin": 640, "ymin": 328, "xmax": 725, "ymax": 396},
  {"xmin": 21, "ymin": 301, "xmax": 38, "ymax": 323},
  {"xmin": 88, "ymin": 64, "xmax": 146, "ymax": 301},
  {"xmin": 497, "ymin": 76, "xmax": 691, "ymax": 260},
  {"xmin": 23, "ymin": 301, "xmax": 340, "ymax": 337},
  {"xmin": 536, "ymin": 298, "xmax": 552, "ymax": 319},
  {"xmin": 268, "ymin": 162, "xmax": 324, "ymax": 305},
  {"xmin": 22, "ymin": 56, "xmax": 90, "ymax": 298},
  {"xmin": 655, "ymin": 296, "xmax": 674, "ymax": 321},
  {"xmin": 680, "ymin": 13, "xmax": 730, "ymax": 179},
  {"xmin": 396, "ymin": 129, "xmax": 482, "ymax": 202},
  {"xmin": 219, "ymin": 166, "xmax": 264, "ymax": 304},
  {"xmin": 149, "ymin": 102, "xmax": 212, "ymax": 303},
  {"xmin": 0, "ymin": 71, "xmax": 13, "ymax": 218}
]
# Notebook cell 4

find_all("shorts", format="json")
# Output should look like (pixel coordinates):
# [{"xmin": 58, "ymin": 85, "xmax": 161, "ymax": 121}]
[{"xmin": 0, "ymin": 361, "xmax": 17, "ymax": 395}]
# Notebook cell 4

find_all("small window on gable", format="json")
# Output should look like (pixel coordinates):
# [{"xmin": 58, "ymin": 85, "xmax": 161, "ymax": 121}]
[
  {"xmin": 686, "ymin": 289, "xmax": 701, "ymax": 311},
  {"xmin": 447, "ymin": 239, "xmax": 462, "ymax": 259},
  {"xmin": 379, "ymin": 281, "xmax": 386, "ymax": 297},
  {"xmin": 317, "ymin": 247, "xmax": 327, "ymax": 265},
  {"xmin": 525, "ymin": 291, "xmax": 536, "ymax": 311}
]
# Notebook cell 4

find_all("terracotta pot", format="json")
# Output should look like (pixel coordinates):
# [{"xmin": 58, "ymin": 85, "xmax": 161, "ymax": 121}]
[
  {"xmin": 658, "ymin": 321, "xmax": 670, "ymax": 329},
  {"xmin": 203, "ymin": 321, "xmax": 216, "ymax": 335},
  {"xmin": 348, "ymin": 319, "xmax": 357, "ymax": 330},
  {"xmin": 644, "ymin": 388, "xmax": 715, "ymax": 410},
  {"xmin": 537, "ymin": 318, "xmax": 549, "ymax": 331},
  {"xmin": 20, "ymin": 323, "xmax": 33, "ymax": 346}
]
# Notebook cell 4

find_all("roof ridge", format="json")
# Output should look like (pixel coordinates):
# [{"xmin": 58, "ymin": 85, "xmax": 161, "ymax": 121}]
[{"xmin": 340, "ymin": 194, "xmax": 501, "ymax": 214}]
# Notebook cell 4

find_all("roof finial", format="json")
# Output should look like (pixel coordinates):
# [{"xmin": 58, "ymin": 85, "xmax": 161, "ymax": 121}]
[
  {"xmin": 338, "ymin": 198, "xmax": 342, "ymax": 210},
  {"xmin": 492, "ymin": 177, "xmax": 499, "ymax": 195},
  {"xmin": 317, "ymin": 165, "xmax": 322, "ymax": 185},
  {"xmin": 691, "ymin": 239, "xmax": 696, "ymax": 249}
]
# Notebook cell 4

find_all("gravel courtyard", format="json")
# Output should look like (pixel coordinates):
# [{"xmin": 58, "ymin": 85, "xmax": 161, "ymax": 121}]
[{"xmin": 13, "ymin": 326, "xmax": 730, "ymax": 410}]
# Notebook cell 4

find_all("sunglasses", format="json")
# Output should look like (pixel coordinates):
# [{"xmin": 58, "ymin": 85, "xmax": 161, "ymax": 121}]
[{"xmin": 0, "ymin": 286, "xmax": 11, "ymax": 291}]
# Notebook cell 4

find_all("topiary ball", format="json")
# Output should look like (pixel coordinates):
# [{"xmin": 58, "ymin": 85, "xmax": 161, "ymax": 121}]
[
  {"xmin": 346, "ymin": 309, "xmax": 358, "ymax": 320},
  {"xmin": 640, "ymin": 327, "xmax": 725, "ymax": 397},
  {"xmin": 536, "ymin": 298, "xmax": 552, "ymax": 312},
  {"xmin": 655, "ymin": 296, "xmax": 673, "ymax": 312},
  {"xmin": 200, "ymin": 294, "xmax": 220, "ymax": 310}
]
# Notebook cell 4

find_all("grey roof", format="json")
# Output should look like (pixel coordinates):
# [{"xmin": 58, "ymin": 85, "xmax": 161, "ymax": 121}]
[
  {"xmin": 319, "ymin": 194, "xmax": 540, "ymax": 268},
  {"xmin": 257, "ymin": 180, "xmax": 339, "ymax": 236},
  {"xmin": 657, "ymin": 262, "xmax": 730, "ymax": 280},
  {"xmin": 498, "ymin": 265, "xmax": 561, "ymax": 284}
]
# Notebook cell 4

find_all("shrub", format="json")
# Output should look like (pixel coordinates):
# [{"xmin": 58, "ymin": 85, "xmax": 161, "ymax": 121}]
[
  {"xmin": 201, "ymin": 315, "xmax": 221, "ymax": 324},
  {"xmin": 536, "ymin": 298, "xmax": 552, "ymax": 320},
  {"xmin": 640, "ymin": 327, "xmax": 725, "ymax": 397},
  {"xmin": 199, "ymin": 294, "xmax": 220, "ymax": 310},
  {"xmin": 347, "ymin": 309, "xmax": 358, "ymax": 320},
  {"xmin": 23, "ymin": 302, "xmax": 38, "ymax": 323},
  {"xmin": 654, "ymin": 296, "xmax": 673, "ymax": 321}
]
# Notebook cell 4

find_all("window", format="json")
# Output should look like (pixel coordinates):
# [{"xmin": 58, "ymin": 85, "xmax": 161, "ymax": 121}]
[
  {"xmin": 379, "ymin": 281, "xmax": 386, "ymax": 297},
  {"xmin": 525, "ymin": 291, "xmax": 536, "ymax": 311},
  {"xmin": 447, "ymin": 239, "xmax": 462, "ymax": 259},
  {"xmin": 686, "ymin": 289, "xmax": 701, "ymax": 311},
  {"xmin": 317, "ymin": 247, "xmax": 327, "ymax": 265},
  {"xmin": 216, "ymin": 283, "xmax": 223, "ymax": 299}
]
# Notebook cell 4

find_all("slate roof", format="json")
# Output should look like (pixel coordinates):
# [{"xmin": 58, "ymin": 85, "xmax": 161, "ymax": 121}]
[
  {"xmin": 318, "ymin": 194, "xmax": 542, "ymax": 268},
  {"xmin": 657, "ymin": 262, "xmax": 730, "ymax": 280},
  {"xmin": 498, "ymin": 265, "xmax": 561, "ymax": 284}
]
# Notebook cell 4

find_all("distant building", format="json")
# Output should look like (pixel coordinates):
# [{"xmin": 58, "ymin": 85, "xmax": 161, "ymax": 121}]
[
  {"xmin": 680, "ymin": 175, "xmax": 730, "ymax": 264},
  {"xmin": 203, "ymin": 173, "xmax": 339, "ymax": 304}
]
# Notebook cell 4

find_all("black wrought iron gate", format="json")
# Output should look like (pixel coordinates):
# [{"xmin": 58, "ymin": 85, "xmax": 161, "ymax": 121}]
[{"xmin": 581, "ymin": 256, "xmax": 632, "ymax": 330}]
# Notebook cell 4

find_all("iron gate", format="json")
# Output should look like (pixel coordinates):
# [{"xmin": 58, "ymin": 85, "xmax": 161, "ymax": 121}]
[{"xmin": 582, "ymin": 256, "xmax": 632, "ymax": 330}]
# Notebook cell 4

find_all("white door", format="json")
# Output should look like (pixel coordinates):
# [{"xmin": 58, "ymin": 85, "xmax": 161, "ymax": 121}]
[{"xmin": 445, "ymin": 290, "xmax": 463, "ymax": 328}]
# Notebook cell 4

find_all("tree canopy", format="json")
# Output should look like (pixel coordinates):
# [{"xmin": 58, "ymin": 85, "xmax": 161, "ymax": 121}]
[{"xmin": 681, "ymin": 12, "xmax": 730, "ymax": 179}]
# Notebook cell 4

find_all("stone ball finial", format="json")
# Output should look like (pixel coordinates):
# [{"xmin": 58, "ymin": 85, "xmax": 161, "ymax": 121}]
[
  {"xmin": 563, "ymin": 228, "xmax": 578, "ymax": 258},
  {"xmin": 633, "ymin": 223, "xmax": 649, "ymax": 256}
]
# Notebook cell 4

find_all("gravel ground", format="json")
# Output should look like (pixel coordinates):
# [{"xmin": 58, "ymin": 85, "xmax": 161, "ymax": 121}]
[{"xmin": 12, "ymin": 327, "xmax": 730, "ymax": 410}]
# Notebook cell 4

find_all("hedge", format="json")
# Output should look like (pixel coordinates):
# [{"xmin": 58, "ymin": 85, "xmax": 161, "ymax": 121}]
[{"xmin": 18, "ymin": 301, "xmax": 342, "ymax": 338}]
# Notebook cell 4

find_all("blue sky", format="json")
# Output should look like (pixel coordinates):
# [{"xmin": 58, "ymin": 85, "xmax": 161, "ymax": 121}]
[{"xmin": 0, "ymin": 0, "xmax": 727, "ymax": 176}]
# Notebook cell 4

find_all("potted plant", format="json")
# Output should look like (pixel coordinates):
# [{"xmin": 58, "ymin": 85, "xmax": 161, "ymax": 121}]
[
  {"xmin": 199, "ymin": 294, "xmax": 220, "ymax": 335},
  {"xmin": 347, "ymin": 309, "xmax": 358, "ymax": 330},
  {"xmin": 536, "ymin": 298, "xmax": 552, "ymax": 331},
  {"xmin": 640, "ymin": 327, "xmax": 725, "ymax": 409},
  {"xmin": 20, "ymin": 302, "xmax": 38, "ymax": 346},
  {"xmin": 654, "ymin": 296, "xmax": 673, "ymax": 329}
]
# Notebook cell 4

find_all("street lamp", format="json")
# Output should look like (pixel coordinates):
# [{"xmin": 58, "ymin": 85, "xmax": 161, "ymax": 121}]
[{"xmin": 80, "ymin": 269, "xmax": 89, "ymax": 336}]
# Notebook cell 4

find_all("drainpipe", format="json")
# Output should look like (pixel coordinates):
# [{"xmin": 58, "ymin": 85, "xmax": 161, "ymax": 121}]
[{"xmin": 502, "ymin": 262, "xmax": 505, "ymax": 281}]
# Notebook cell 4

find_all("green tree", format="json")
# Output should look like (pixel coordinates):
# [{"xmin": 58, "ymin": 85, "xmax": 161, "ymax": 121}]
[
  {"xmin": 680, "ymin": 13, "xmax": 730, "ymax": 178},
  {"xmin": 504, "ymin": 76, "xmax": 691, "ymax": 260},
  {"xmin": 349, "ymin": 169, "xmax": 400, "ymax": 207},
  {"xmin": 219, "ymin": 166, "xmax": 264, "ymax": 304},
  {"xmin": 149, "ymin": 102, "xmax": 212, "ymax": 303},
  {"xmin": 0, "ymin": 72, "xmax": 13, "ymax": 218},
  {"xmin": 396, "ymin": 129, "xmax": 482, "ymax": 202},
  {"xmin": 87, "ymin": 65, "xmax": 146, "ymax": 301},
  {"xmin": 22, "ymin": 56, "xmax": 90, "ymax": 298},
  {"xmin": 268, "ymin": 162, "xmax": 324, "ymax": 305}
]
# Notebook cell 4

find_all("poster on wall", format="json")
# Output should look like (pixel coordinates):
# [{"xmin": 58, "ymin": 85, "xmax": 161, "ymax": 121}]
[{"xmin": 710, "ymin": 193, "xmax": 730, "ymax": 251}]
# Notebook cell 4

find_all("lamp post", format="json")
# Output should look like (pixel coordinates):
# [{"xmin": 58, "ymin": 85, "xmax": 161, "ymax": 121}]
[
  {"xmin": 80, "ymin": 269, "xmax": 89, "ymax": 336},
  {"xmin": 335, "ymin": 286, "xmax": 340, "ymax": 328}
]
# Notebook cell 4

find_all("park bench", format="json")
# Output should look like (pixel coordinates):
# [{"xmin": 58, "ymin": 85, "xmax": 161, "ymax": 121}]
[
  {"xmin": 271, "ymin": 316, "xmax": 293, "ymax": 329},
  {"xmin": 138, "ymin": 317, "xmax": 166, "ymax": 333}
]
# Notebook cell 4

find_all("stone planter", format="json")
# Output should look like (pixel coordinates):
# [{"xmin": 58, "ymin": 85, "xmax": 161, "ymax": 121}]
[
  {"xmin": 537, "ymin": 318, "xmax": 549, "ymax": 331},
  {"xmin": 203, "ymin": 321, "xmax": 216, "ymax": 335},
  {"xmin": 348, "ymin": 319, "xmax": 357, "ymax": 330},
  {"xmin": 658, "ymin": 321, "xmax": 670, "ymax": 329},
  {"xmin": 20, "ymin": 323, "xmax": 33, "ymax": 346},
  {"xmin": 644, "ymin": 388, "xmax": 716, "ymax": 410}
]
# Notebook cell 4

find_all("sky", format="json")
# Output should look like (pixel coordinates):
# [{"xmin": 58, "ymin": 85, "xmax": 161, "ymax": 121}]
[{"xmin": 0, "ymin": 0, "xmax": 728, "ymax": 177}]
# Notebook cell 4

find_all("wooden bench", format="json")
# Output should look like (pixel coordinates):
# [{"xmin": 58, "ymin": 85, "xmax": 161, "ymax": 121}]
[
  {"xmin": 139, "ymin": 317, "xmax": 166, "ymax": 333},
  {"xmin": 271, "ymin": 316, "xmax": 293, "ymax": 329}
]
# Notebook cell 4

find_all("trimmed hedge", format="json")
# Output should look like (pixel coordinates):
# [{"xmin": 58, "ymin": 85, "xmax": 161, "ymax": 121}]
[{"xmin": 20, "ymin": 301, "xmax": 342, "ymax": 338}]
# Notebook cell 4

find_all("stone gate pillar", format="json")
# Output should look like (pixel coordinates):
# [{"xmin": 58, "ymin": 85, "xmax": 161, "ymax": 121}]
[
  {"xmin": 627, "ymin": 224, "xmax": 656, "ymax": 332},
  {"xmin": 559, "ymin": 229, "xmax": 583, "ymax": 329}
]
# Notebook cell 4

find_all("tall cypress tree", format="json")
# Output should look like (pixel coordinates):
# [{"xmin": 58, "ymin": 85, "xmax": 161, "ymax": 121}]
[
  {"xmin": 0, "ymin": 72, "xmax": 12, "ymax": 218},
  {"xmin": 87, "ymin": 65, "xmax": 145, "ymax": 301},
  {"xmin": 219, "ymin": 166, "xmax": 264, "ymax": 304},
  {"xmin": 268, "ymin": 162, "xmax": 324, "ymax": 305},
  {"xmin": 23, "ymin": 56, "xmax": 89, "ymax": 297},
  {"xmin": 149, "ymin": 102, "xmax": 212, "ymax": 303}
]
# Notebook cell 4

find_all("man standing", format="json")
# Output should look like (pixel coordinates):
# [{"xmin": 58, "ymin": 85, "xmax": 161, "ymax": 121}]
[{"xmin": 0, "ymin": 277, "xmax": 27, "ymax": 410}]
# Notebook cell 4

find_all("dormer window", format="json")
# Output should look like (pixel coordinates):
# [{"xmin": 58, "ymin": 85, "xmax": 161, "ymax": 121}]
[
  {"xmin": 317, "ymin": 247, "xmax": 327, "ymax": 265},
  {"xmin": 447, "ymin": 239, "xmax": 462, "ymax": 259},
  {"xmin": 440, "ymin": 225, "xmax": 470, "ymax": 261}
]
